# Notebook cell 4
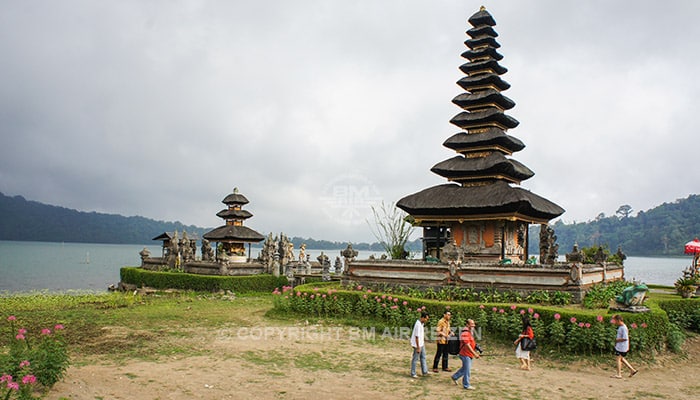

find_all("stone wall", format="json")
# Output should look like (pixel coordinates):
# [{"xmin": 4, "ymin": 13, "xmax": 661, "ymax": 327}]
[{"xmin": 343, "ymin": 260, "xmax": 624, "ymax": 303}]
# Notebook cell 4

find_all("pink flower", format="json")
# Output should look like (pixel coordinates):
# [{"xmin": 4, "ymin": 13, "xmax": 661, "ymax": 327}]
[
  {"xmin": 376, "ymin": 298, "xmax": 381, "ymax": 303},
  {"xmin": 421, "ymin": 306, "xmax": 426, "ymax": 310},
  {"xmin": 528, "ymin": 308, "xmax": 534, "ymax": 314},
  {"xmin": 445, "ymin": 305, "xmax": 451, "ymax": 310},
  {"xmin": 533, "ymin": 313, "xmax": 540, "ymax": 320},
  {"xmin": 7, "ymin": 315, "xmax": 16, "ymax": 321},
  {"xmin": 578, "ymin": 322, "xmax": 584, "ymax": 328},
  {"xmin": 381, "ymin": 295, "xmax": 386, "ymax": 300},
  {"xmin": 499, "ymin": 309, "xmax": 505, "ymax": 314},
  {"xmin": 387, "ymin": 296, "xmax": 393, "ymax": 301},
  {"xmin": 570, "ymin": 317, "xmax": 577, "ymax": 324},
  {"xmin": 554, "ymin": 313, "xmax": 561, "ymax": 321},
  {"xmin": 15, "ymin": 334, "xmax": 25, "ymax": 340},
  {"xmin": 394, "ymin": 298, "xmax": 399, "ymax": 303},
  {"xmin": 363, "ymin": 294, "xmax": 367, "ymax": 299},
  {"xmin": 21, "ymin": 375, "xmax": 36, "ymax": 385},
  {"xmin": 18, "ymin": 328, "xmax": 27, "ymax": 335},
  {"xmin": 7, "ymin": 382, "xmax": 19, "ymax": 391},
  {"xmin": 313, "ymin": 287, "xmax": 319, "ymax": 292},
  {"xmin": 356, "ymin": 285, "xmax": 363, "ymax": 291},
  {"xmin": 18, "ymin": 361, "xmax": 30, "ymax": 369},
  {"xmin": 510, "ymin": 305, "xmax": 517, "ymax": 311},
  {"xmin": 492, "ymin": 307, "xmax": 498, "ymax": 312},
  {"xmin": 641, "ymin": 323, "xmax": 648, "ymax": 328},
  {"xmin": 322, "ymin": 294, "xmax": 327, "ymax": 298},
  {"xmin": 0, "ymin": 375, "xmax": 12, "ymax": 383},
  {"xmin": 284, "ymin": 295, "xmax": 288, "ymax": 299},
  {"xmin": 585, "ymin": 323, "xmax": 591, "ymax": 328},
  {"xmin": 367, "ymin": 289, "xmax": 372, "ymax": 293},
  {"xmin": 479, "ymin": 304, "xmax": 485, "ymax": 309},
  {"xmin": 390, "ymin": 305, "xmax": 398, "ymax": 310},
  {"xmin": 520, "ymin": 309, "xmax": 526, "ymax": 315},
  {"xmin": 296, "ymin": 291, "xmax": 301, "ymax": 297},
  {"xmin": 333, "ymin": 296, "xmax": 337, "ymax": 300},
  {"xmin": 596, "ymin": 315, "xmax": 604, "ymax": 323},
  {"xmin": 310, "ymin": 295, "xmax": 315, "ymax": 299},
  {"xmin": 631, "ymin": 323, "xmax": 638, "ymax": 329},
  {"xmin": 402, "ymin": 301, "xmax": 408, "ymax": 306},
  {"xmin": 382, "ymin": 303, "xmax": 387, "ymax": 308}
]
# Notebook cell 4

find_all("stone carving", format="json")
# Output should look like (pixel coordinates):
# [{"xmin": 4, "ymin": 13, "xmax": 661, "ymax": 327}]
[
  {"xmin": 139, "ymin": 248, "xmax": 151, "ymax": 266},
  {"xmin": 615, "ymin": 246, "xmax": 627, "ymax": 265},
  {"xmin": 201, "ymin": 239, "xmax": 214, "ymax": 261},
  {"xmin": 539, "ymin": 224, "xmax": 558, "ymax": 265},
  {"xmin": 332, "ymin": 256, "xmax": 342, "ymax": 274},
  {"xmin": 440, "ymin": 240, "xmax": 461, "ymax": 263},
  {"xmin": 298, "ymin": 243, "xmax": 307, "ymax": 263},
  {"xmin": 318, "ymin": 252, "xmax": 330, "ymax": 281},
  {"xmin": 565, "ymin": 243, "xmax": 584, "ymax": 262},
  {"xmin": 593, "ymin": 247, "xmax": 606, "ymax": 263},
  {"xmin": 168, "ymin": 231, "xmax": 180, "ymax": 268},
  {"xmin": 341, "ymin": 244, "xmax": 358, "ymax": 273},
  {"xmin": 611, "ymin": 282, "xmax": 649, "ymax": 312}
]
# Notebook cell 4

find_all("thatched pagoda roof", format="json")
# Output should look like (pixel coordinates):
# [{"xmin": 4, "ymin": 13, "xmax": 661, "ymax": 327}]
[
  {"xmin": 203, "ymin": 225, "xmax": 264, "ymax": 243},
  {"xmin": 222, "ymin": 188, "xmax": 249, "ymax": 205},
  {"xmin": 442, "ymin": 130, "xmax": 525, "ymax": 154},
  {"xmin": 397, "ymin": 182, "xmax": 564, "ymax": 223},
  {"xmin": 216, "ymin": 209, "xmax": 253, "ymax": 220},
  {"xmin": 431, "ymin": 154, "xmax": 534, "ymax": 183}
]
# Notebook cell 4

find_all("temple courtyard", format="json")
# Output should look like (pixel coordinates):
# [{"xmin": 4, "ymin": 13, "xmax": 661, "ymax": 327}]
[{"xmin": 46, "ymin": 296, "xmax": 699, "ymax": 400}]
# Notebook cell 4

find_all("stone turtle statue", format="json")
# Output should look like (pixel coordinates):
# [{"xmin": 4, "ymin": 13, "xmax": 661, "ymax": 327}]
[{"xmin": 615, "ymin": 283, "xmax": 648, "ymax": 307}]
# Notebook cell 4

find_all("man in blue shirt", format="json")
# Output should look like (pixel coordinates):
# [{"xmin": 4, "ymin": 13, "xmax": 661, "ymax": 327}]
[{"xmin": 611, "ymin": 314, "xmax": 639, "ymax": 379}]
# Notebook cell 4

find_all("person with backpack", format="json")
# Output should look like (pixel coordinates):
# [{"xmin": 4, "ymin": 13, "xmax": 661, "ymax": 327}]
[
  {"xmin": 514, "ymin": 314, "xmax": 535, "ymax": 370},
  {"xmin": 450, "ymin": 319, "xmax": 480, "ymax": 390},
  {"xmin": 432, "ymin": 310, "xmax": 453, "ymax": 372}
]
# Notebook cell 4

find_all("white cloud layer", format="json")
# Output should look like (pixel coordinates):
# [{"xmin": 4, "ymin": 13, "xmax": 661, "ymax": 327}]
[{"xmin": 1, "ymin": 0, "xmax": 699, "ymax": 242}]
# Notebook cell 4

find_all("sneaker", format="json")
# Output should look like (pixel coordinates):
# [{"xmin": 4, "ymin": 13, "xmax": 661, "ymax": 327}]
[
  {"xmin": 451, "ymin": 377, "xmax": 459, "ymax": 386},
  {"xmin": 422, "ymin": 371, "xmax": 430, "ymax": 376},
  {"xmin": 465, "ymin": 386, "xmax": 476, "ymax": 390},
  {"xmin": 411, "ymin": 374, "xmax": 418, "ymax": 379}
]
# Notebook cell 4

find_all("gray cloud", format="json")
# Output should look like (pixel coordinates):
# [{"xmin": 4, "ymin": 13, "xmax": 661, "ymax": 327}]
[{"xmin": 1, "ymin": 0, "xmax": 699, "ymax": 242}]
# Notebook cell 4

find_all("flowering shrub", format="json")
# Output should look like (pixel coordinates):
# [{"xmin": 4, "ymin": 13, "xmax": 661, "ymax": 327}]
[
  {"xmin": 273, "ymin": 283, "xmax": 671, "ymax": 355},
  {"xmin": 1, "ymin": 316, "xmax": 69, "ymax": 398}
]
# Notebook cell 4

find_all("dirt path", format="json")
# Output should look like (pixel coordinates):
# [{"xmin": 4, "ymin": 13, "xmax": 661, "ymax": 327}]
[{"xmin": 48, "ymin": 323, "xmax": 700, "ymax": 400}]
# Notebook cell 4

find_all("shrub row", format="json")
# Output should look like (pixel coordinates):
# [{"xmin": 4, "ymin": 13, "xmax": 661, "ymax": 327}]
[
  {"xmin": 120, "ymin": 267, "xmax": 289, "ymax": 293},
  {"xmin": 272, "ymin": 282, "xmax": 676, "ymax": 355},
  {"xmin": 657, "ymin": 298, "xmax": 700, "ymax": 332}
]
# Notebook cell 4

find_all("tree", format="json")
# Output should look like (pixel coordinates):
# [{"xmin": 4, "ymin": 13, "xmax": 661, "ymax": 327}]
[
  {"xmin": 616, "ymin": 204, "xmax": 633, "ymax": 219},
  {"xmin": 367, "ymin": 201, "xmax": 414, "ymax": 259}
]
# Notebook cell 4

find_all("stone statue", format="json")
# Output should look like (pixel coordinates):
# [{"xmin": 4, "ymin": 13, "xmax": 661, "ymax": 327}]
[
  {"xmin": 613, "ymin": 283, "xmax": 649, "ymax": 312},
  {"xmin": 593, "ymin": 247, "xmax": 607, "ymax": 263},
  {"xmin": 341, "ymin": 244, "xmax": 358, "ymax": 273},
  {"xmin": 565, "ymin": 243, "xmax": 584, "ymax": 262},
  {"xmin": 318, "ymin": 252, "xmax": 330, "ymax": 281},
  {"xmin": 615, "ymin": 246, "xmax": 627, "ymax": 265},
  {"xmin": 139, "ymin": 248, "xmax": 151, "ymax": 266},
  {"xmin": 539, "ymin": 224, "xmax": 558, "ymax": 265},
  {"xmin": 332, "ymin": 256, "xmax": 342, "ymax": 274},
  {"xmin": 298, "ymin": 243, "xmax": 307, "ymax": 263},
  {"xmin": 201, "ymin": 239, "xmax": 214, "ymax": 261}
]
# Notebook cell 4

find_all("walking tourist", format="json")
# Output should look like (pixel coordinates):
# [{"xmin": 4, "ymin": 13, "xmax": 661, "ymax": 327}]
[
  {"xmin": 433, "ymin": 310, "xmax": 453, "ymax": 372},
  {"xmin": 451, "ymin": 319, "xmax": 480, "ymax": 390},
  {"xmin": 514, "ymin": 314, "xmax": 535, "ymax": 370},
  {"xmin": 611, "ymin": 314, "xmax": 639, "ymax": 379},
  {"xmin": 410, "ymin": 311, "xmax": 430, "ymax": 378}
]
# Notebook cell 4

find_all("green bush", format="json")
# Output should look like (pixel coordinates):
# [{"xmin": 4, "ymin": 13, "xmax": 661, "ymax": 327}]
[
  {"xmin": 657, "ymin": 298, "xmax": 700, "ymax": 332},
  {"xmin": 272, "ymin": 282, "xmax": 673, "ymax": 355},
  {"xmin": 582, "ymin": 280, "xmax": 630, "ymax": 309},
  {"xmin": 120, "ymin": 268, "xmax": 289, "ymax": 293}
]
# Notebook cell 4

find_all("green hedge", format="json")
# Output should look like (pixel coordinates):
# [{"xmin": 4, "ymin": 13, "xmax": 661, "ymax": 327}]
[
  {"xmin": 120, "ymin": 267, "xmax": 289, "ymax": 293},
  {"xmin": 272, "ymin": 282, "xmax": 673, "ymax": 355},
  {"xmin": 657, "ymin": 297, "xmax": 700, "ymax": 332}
]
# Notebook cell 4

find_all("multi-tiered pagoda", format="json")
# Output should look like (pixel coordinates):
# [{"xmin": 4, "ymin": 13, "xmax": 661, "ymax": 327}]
[
  {"xmin": 203, "ymin": 187, "xmax": 265, "ymax": 262},
  {"xmin": 397, "ymin": 7, "xmax": 564, "ymax": 263}
]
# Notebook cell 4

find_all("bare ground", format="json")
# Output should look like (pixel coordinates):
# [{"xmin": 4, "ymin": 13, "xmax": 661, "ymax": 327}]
[{"xmin": 46, "ymin": 309, "xmax": 700, "ymax": 400}]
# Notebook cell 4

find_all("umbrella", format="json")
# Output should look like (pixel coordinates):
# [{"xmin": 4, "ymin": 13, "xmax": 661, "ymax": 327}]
[{"xmin": 685, "ymin": 238, "xmax": 700, "ymax": 272}]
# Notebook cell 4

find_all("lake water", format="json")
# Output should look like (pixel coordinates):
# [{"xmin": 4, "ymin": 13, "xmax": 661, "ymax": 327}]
[{"xmin": 0, "ymin": 240, "xmax": 692, "ymax": 293}]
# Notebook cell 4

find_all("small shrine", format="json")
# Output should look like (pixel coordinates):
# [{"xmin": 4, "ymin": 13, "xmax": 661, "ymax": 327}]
[
  {"xmin": 203, "ymin": 188, "xmax": 265, "ymax": 263},
  {"xmin": 397, "ymin": 6, "xmax": 564, "ymax": 264}
]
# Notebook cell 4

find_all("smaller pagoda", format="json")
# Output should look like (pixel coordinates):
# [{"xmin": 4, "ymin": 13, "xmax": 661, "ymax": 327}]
[{"xmin": 203, "ymin": 187, "xmax": 265, "ymax": 263}]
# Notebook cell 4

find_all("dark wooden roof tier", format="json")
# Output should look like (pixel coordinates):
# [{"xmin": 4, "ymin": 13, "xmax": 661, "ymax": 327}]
[
  {"xmin": 397, "ymin": 182, "xmax": 564, "ymax": 224},
  {"xmin": 216, "ymin": 209, "xmax": 253, "ymax": 220},
  {"xmin": 459, "ymin": 59, "xmax": 507, "ymax": 76},
  {"xmin": 452, "ymin": 89, "xmax": 514, "ymax": 111},
  {"xmin": 465, "ymin": 36, "xmax": 500, "ymax": 49},
  {"xmin": 467, "ymin": 25, "xmax": 498, "ymax": 39},
  {"xmin": 203, "ymin": 225, "xmax": 265, "ymax": 242},
  {"xmin": 222, "ymin": 189, "xmax": 249, "ymax": 205},
  {"xmin": 461, "ymin": 47, "xmax": 503, "ymax": 62},
  {"xmin": 468, "ymin": 7, "xmax": 497, "ymax": 27},
  {"xmin": 431, "ymin": 154, "xmax": 534, "ymax": 183},
  {"xmin": 450, "ymin": 108, "xmax": 519, "ymax": 130},
  {"xmin": 457, "ymin": 74, "xmax": 510, "ymax": 92},
  {"xmin": 442, "ymin": 130, "xmax": 525, "ymax": 154}
]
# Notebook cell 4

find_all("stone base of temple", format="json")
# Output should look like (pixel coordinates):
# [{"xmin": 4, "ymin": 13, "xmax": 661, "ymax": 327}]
[{"xmin": 342, "ymin": 259, "xmax": 624, "ymax": 303}]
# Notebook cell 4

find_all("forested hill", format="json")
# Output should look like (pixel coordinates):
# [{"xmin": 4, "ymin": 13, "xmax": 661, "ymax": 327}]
[
  {"xmin": 532, "ymin": 194, "xmax": 700, "ymax": 257},
  {"xmin": 0, "ymin": 192, "xmax": 206, "ymax": 244}
]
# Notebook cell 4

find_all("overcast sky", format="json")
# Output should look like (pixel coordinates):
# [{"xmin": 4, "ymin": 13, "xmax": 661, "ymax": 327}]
[{"xmin": 1, "ymin": 0, "xmax": 699, "ymax": 243}]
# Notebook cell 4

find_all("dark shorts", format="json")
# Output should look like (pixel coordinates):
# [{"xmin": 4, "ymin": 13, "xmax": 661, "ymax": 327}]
[{"xmin": 615, "ymin": 350, "xmax": 628, "ymax": 357}]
